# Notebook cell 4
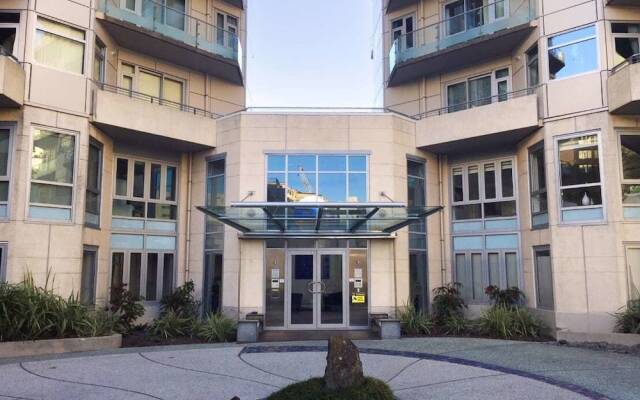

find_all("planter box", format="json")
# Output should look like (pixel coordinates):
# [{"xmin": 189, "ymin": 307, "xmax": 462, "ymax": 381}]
[
  {"xmin": 0, "ymin": 334, "xmax": 122, "ymax": 359},
  {"xmin": 557, "ymin": 330, "xmax": 640, "ymax": 347}
]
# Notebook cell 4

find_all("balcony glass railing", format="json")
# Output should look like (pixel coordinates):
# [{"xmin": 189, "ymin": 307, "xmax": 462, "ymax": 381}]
[
  {"xmin": 389, "ymin": 0, "xmax": 535, "ymax": 72},
  {"xmin": 98, "ymin": 0, "xmax": 242, "ymax": 64}
]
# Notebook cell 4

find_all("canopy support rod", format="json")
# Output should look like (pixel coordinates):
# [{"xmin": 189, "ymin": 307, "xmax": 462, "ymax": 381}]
[
  {"xmin": 349, "ymin": 207, "xmax": 380, "ymax": 233},
  {"xmin": 262, "ymin": 207, "xmax": 285, "ymax": 232},
  {"xmin": 315, "ymin": 207, "xmax": 324, "ymax": 231}
]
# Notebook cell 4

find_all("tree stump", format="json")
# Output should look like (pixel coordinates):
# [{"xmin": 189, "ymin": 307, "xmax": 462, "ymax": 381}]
[{"xmin": 324, "ymin": 336, "xmax": 365, "ymax": 390}]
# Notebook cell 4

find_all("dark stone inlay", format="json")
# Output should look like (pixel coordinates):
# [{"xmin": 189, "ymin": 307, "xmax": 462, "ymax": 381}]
[{"xmin": 240, "ymin": 345, "xmax": 611, "ymax": 400}]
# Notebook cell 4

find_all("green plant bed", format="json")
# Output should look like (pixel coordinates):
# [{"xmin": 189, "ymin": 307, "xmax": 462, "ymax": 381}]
[{"xmin": 266, "ymin": 377, "xmax": 394, "ymax": 400}]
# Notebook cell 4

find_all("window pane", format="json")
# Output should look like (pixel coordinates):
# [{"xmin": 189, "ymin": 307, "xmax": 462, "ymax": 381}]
[
  {"xmin": 163, "ymin": 78, "xmax": 183, "ymax": 104},
  {"xmin": 208, "ymin": 159, "xmax": 225, "ymax": 176},
  {"xmin": 529, "ymin": 146, "xmax": 546, "ymax": 192},
  {"xmin": 267, "ymin": 173, "xmax": 286, "ymax": 202},
  {"xmin": 318, "ymin": 155, "xmax": 346, "ymax": 171},
  {"xmin": 535, "ymin": 248, "xmax": 554, "ymax": 309},
  {"xmin": 207, "ymin": 175, "xmax": 225, "ymax": 207},
  {"xmin": 455, "ymin": 253, "xmax": 471, "ymax": 300},
  {"xmin": 146, "ymin": 253, "xmax": 158, "ymax": 301},
  {"xmin": 94, "ymin": 40, "xmax": 105, "ymax": 81},
  {"xmin": 0, "ymin": 27, "xmax": 16, "ymax": 56},
  {"xmin": 468, "ymin": 76, "xmax": 492, "ymax": 107},
  {"xmin": 407, "ymin": 176, "xmax": 425, "ymax": 207},
  {"xmin": 30, "ymin": 183, "xmax": 72, "ymax": 206},
  {"xmin": 162, "ymin": 253, "xmax": 174, "ymax": 297},
  {"xmin": 501, "ymin": 161, "xmax": 514, "ymax": 197},
  {"xmin": 349, "ymin": 156, "xmax": 367, "ymax": 172},
  {"xmin": 129, "ymin": 253, "xmax": 142, "ymax": 297},
  {"xmin": 453, "ymin": 204, "xmax": 482, "ymax": 220},
  {"xmin": 484, "ymin": 164, "xmax": 496, "ymax": 199},
  {"xmin": 139, "ymin": 71, "xmax": 161, "ymax": 98},
  {"xmin": 37, "ymin": 18, "xmax": 85, "ymax": 40},
  {"xmin": 318, "ymin": 174, "xmax": 346, "ymax": 202},
  {"xmin": 527, "ymin": 45, "xmax": 539, "ymax": 86},
  {"xmin": 147, "ymin": 203, "xmax": 177, "ymax": 220},
  {"xmin": 31, "ymin": 130, "xmax": 75, "ymax": 184},
  {"xmin": 111, "ymin": 252, "xmax": 124, "ymax": 287},
  {"xmin": 35, "ymin": 29, "xmax": 84, "ymax": 74},
  {"xmin": 447, "ymin": 82, "xmax": 467, "ymax": 112},
  {"xmin": 622, "ymin": 185, "xmax": 640, "ymax": 204},
  {"xmin": 348, "ymin": 173, "xmax": 367, "ymax": 202},
  {"xmin": 0, "ymin": 182, "xmax": 8, "ymax": 202},
  {"xmin": 548, "ymin": 25, "xmax": 596, "ymax": 48},
  {"xmin": 505, "ymin": 252, "xmax": 519, "ymax": 288},
  {"xmin": 488, "ymin": 253, "xmax": 500, "ymax": 287},
  {"xmin": 87, "ymin": 143, "xmax": 101, "ymax": 192},
  {"xmin": 112, "ymin": 199, "xmax": 145, "ymax": 218},
  {"xmin": 621, "ymin": 135, "xmax": 640, "ymax": 180},
  {"xmin": 267, "ymin": 155, "xmax": 285, "ymax": 171},
  {"xmin": 472, "ymin": 253, "xmax": 483, "ymax": 300},
  {"xmin": 116, "ymin": 158, "xmax": 128, "ymax": 196},
  {"xmin": 484, "ymin": 201, "xmax": 517, "ymax": 218},
  {"xmin": 81, "ymin": 250, "xmax": 97, "ymax": 305},
  {"xmin": 166, "ymin": 166, "xmax": 177, "ymax": 201},
  {"xmin": 0, "ymin": 130, "xmax": 9, "ymax": 176},
  {"xmin": 548, "ymin": 37, "xmax": 597, "ymax": 80},
  {"xmin": 561, "ymin": 186, "xmax": 602, "ymax": 207},
  {"xmin": 165, "ymin": 0, "xmax": 185, "ymax": 30},
  {"xmin": 559, "ymin": 135, "xmax": 600, "ymax": 186},
  {"xmin": 150, "ymin": 164, "xmax": 161, "ymax": 200},
  {"xmin": 409, "ymin": 251, "xmax": 428, "ymax": 312},
  {"xmin": 133, "ymin": 161, "xmax": 145, "ymax": 198},
  {"xmin": 468, "ymin": 166, "xmax": 479, "ymax": 201},
  {"xmin": 614, "ymin": 37, "xmax": 639, "ymax": 66},
  {"xmin": 453, "ymin": 168, "xmax": 463, "ymax": 202},
  {"xmin": 288, "ymin": 155, "xmax": 316, "ymax": 172},
  {"xmin": 287, "ymin": 172, "xmax": 316, "ymax": 201},
  {"xmin": 86, "ymin": 191, "xmax": 99, "ymax": 215}
]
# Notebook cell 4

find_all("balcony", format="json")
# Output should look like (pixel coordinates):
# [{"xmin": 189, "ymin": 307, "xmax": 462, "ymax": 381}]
[
  {"xmin": 386, "ymin": 0, "xmax": 418, "ymax": 13},
  {"xmin": 609, "ymin": 55, "xmax": 640, "ymax": 115},
  {"xmin": 0, "ymin": 50, "xmax": 24, "ymax": 107},
  {"xmin": 388, "ymin": 0, "xmax": 536, "ymax": 86},
  {"xmin": 411, "ymin": 89, "xmax": 541, "ymax": 154},
  {"xmin": 606, "ymin": 0, "xmax": 639, "ymax": 5},
  {"xmin": 91, "ymin": 82, "xmax": 218, "ymax": 151},
  {"xmin": 96, "ymin": 0, "xmax": 243, "ymax": 84}
]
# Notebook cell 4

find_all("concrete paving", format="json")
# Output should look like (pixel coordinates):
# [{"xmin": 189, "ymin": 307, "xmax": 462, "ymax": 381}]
[{"xmin": 0, "ymin": 338, "xmax": 637, "ymax": 400}]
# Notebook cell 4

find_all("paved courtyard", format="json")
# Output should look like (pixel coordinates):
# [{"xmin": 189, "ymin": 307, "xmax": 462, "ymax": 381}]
[{"xmin": 0, "ymin": 338, "xmax": 638, "ymax": 400}]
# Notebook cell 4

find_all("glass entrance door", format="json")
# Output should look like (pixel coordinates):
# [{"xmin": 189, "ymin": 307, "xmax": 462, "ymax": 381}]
[{"xmin": 287, "ymin": 251, "xmax": 346, "ymax": 329}]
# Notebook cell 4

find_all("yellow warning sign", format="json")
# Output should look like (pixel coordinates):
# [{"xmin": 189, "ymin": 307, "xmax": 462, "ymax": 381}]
[{"xmin": 351, "ymin": 294, "xmax": 365, "ymax": 304}]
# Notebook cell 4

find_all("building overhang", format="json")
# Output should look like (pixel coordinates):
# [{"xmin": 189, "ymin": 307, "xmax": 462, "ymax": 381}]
[
  {"xmin": 388, "ymin": 22, "xmax": 535, "ymax": 86},
  {"xmin": 0, "ymin": 54, "xmax": 25, "ymax": 107},
  {"xmin": 197, "ymin": 202, "xmax": 442, "ymax": 238},
  {"xmin": 606, "ymin": 0, "xmax": 639, "ymax": 5},
  {"xmin": 608, "ymin": 59, "xmax": 640, "ymax": 115},
  {"xmin": 223, "ymin": 0, "xmax": 245, "ymax": 9},
  {"xmin": 386, "ymin": 0, "xmax": 418, "ymax": 14},
  {"xmin": 96, "ymin": 16, "xmax": 243, "ymax": 85}
]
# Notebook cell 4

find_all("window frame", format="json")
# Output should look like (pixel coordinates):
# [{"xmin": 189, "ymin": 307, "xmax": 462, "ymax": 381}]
[
  {"xmin": 0, "ymin": 242, "xmax": 6, "ymax": 282},
  {"xmin": 0, "ymin": 11, "xmax": 20, "ymax": 56},
  {"xmin": 34, "ymin": 16, "xmax": 86, "ymax": 75},
  {"xmin": 453, "ymin": 248, "xmax": 520, "ymax": 304},
  {"xmin": 554, "ymin": 131, "xmax": 606, "ymax": 224},
  {"xmin": 215, "ymin": 9, "xmax": 240, "ymax": 48},
  {"xmin": 450, "ymin": 157, "xmax": 518, "ymax": 222},
  {"xmin": 265, "ymin": 153, "xmax": 370, "ymax": 203},
  {"xmin": 28, "ymin": 126, "xmax": 78, "ymax": 223},
  {"xmin": 528, "ymin": 141, "xmax": 548, "ymax": 229},
  {"xmin": 117, "ymin": 61, "xmax": 186, "ymax": 106},
  {"xmin": 618, "ymin": 131, "xmax": 640, "ymax": 216},
  {"xmin": 93, "ymin": 36, "xmax": 106, "ymax": 82},
  {"xmin": 85, "ymin": 138, "xmax": 103, "ymax": 229},
  {"xmin": 442, "ymin": 0, "xmax": 509, "ymax": 38},
  {"xmin": 533, "ymin": 245, "xmax": 554, "ymax": 310},
  {"xmin": 525, "ymin": 43, "xmax": 539, "ymax": 87},
  {"xmin": 407, "ymin": 156, "xmax": 428, "ymax": 312},
  {"xmin": 391, "ymin": 13, "xmax": 415, "ymax": 50},
  {"xmin": 112, "ymin": 155, "xmax": 179, "ymax": 222},
  {"xmin": 547, "ymin": 24, "xmax": 599, "ymax": 81},
  {"xmin": 611, "ymin": 22, "xmax": 640, "ymax": 67},
  {"xmin": 0, "ymin": 123, "xmax": 14, "ymax": 219},
  {"xmin": 444, "ymin": 66, "xmax": 512, "ymax": 111},
  {"xmin": 109, "ymin": 249, "xmax": 175, "ymax": 303},
  {"xmin": 81, "ymin": 246, "xmax": 98, "ymax": 305}
]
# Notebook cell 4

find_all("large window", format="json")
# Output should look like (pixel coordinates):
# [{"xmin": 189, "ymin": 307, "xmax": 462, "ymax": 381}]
[
  {"xmin": 451, "ymin": 158, "xmax": 516, "ymax": 221},
  {"xmin": 391, "ymin": 14, "xmax": 414, "ymax": 50},
  {"xmin": 612, "ymin": 23, "xmax": 640, "ymax": 66},
  {"xmin": 529, "ymin": 142, "xmax": 548, "ymax": 228},
  {"xmin": 408, "ymin": 159, "xmax": 428, "ymax": 312},
  {"xmin": 455, "ymin": 248, "xmax": 519, "ymax": 302},
  {"xmin": 93, "ymin": 37, "xmax": 106, "ymax": 82},
  {"xmin": 0, "ymin": 12, "xmax": 19, "ymax": 56},
  {"xmin": 620, "ymin": 134, "xmax": 640, "ymax": 218},
  {"xmin": 216, "ymin": 11, "xmax": 238, "ymax": 48},
  {"xmin": 526, "ymin": 44, "xmax": 539, "ymax": 87},
  {"xmin": 111, "ymin": 250, "xmax": 174, "ymax": 302},
  {"xmin": 626, "ymin": 245, "xmax": 640, "ymax": 300},
  {"xmin": 81, "ymin": 247, "xmax": 98, "ymax": 305},
  {"xmin": 119, "ymin": 62, "xmax": 184, "ymax": 106},
  {"xmin": 446, "ymin": 68, "xmax": 510, "ymax": 113},
  {"xmin": 0, "ymin": 126, "xmax": 11, "ymax": 218},
  {"xmin": 556, "ymin": 133, "xmax": 604, "ymax": 222},
  {"xmin": 266, "ymin": 154, "xmax": 368, "ymax": 203},
  {"xmin": 204, "ymin": 157, "xmax": 225, "ymax": 314},
  {"xmin": 29, "ymin": 129, "xmax": 76, "ymax": 221},
  {"xmin": 534, "ymin": 246, "xmax": 554, "ymax": 310},
  {"xmin": 548, "ymin": 25, "xmax": 598, "ymax": 80},
  {"xmin": 113, "ymin": 157, "xmax": 177, "ymax": 221},
  {"xmin": 34, "ymin": 17, "xmax": 85, "ymax": 74},
  {"xmin": 444, "ymin": 0, "xmax": 507, "ymax": 36},
  {"xmin": 85, "ymin": 140, "xmax": 103, "ymax": 228}
]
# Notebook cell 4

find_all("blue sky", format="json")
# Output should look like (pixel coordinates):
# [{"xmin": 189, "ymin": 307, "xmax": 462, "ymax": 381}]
[{"xmin": 245, "ymin": 0, "xmax": 382, "ymax": 108}]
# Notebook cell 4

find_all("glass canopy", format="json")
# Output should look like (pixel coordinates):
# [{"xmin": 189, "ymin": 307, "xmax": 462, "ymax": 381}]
[{"xmin": 197, "ymin": 202, "xmax": 442, "ymax": 238}]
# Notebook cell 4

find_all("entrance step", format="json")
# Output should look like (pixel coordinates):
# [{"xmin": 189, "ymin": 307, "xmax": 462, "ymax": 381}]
[{"xmin": 258, "ymin": 330, "xmax": 377, "ymax": 342}]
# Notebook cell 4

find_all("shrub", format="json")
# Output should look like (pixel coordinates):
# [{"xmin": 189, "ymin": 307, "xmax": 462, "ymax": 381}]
[
  {"xmin": 442, "ymin": 315, "xmax": 473, "ymax": 336},
  {"xmin": 266, "ymin": 377, "xmax": 394, "ymax": 400},
  {"xmin": 397, "ymin": 304, "xmax": 434, "ymax": 336},
  {"xmin": 478, "ymin": 305, "xmax": 546, "ymax": 339},
  {"xmin": 432, "ymin": 283, "xmax": 466, "ymax": 321},
  {"xmin": 160, "ymin": 280, "xmax": 199, "ymax": 318},
  {"xmin": 149, "ymin": 310, "xmax": 195, "ymax": 339},
  {"xmin": 485, "ymin": 285, "xmax": 526, "ymax": 308},
  {"xmin": 77, "ymin": 310, "xmax": 119, "ymax": 338},
  {"xmin": 108, "ymin": 284, "xmax": 144, "ymax": 334},
  {"xmin": 196, "ymin": 313, "xmax": 236, "ymax": 342},
  {"xmin": 614, "ymin": 299, "xmax": 640, "ymax": 334}
]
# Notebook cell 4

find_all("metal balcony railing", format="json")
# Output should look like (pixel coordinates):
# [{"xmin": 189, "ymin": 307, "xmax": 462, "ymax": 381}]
[
  {"xmin": 98, "ymin": 0, "xmax": 243, "ymax": 66},
  {"xmin": 389, "ymin": 0, "xmax": 535, "ymax": 72},
  {"xmin": 94, "ymin": 81, "xmax": 223, "ymax": 119},
  {"xmin": 386, "ymin": 87, "xmax": 539, "ymax": 120},
  {"xmin": 611, "ymin": 53, "xmax": 640, "ymax": 75}
]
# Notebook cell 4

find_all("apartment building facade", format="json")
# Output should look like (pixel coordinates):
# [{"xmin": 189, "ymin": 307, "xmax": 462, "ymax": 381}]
[{"xmin": 1, "ymin": 0, "xmax": 638, "ymax": 336}]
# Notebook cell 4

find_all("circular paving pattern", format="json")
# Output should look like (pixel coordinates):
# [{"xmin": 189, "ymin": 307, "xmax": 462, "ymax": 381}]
[{"xmin": 0, "ymin": 342, "xmax": 613, "ymax": 400}]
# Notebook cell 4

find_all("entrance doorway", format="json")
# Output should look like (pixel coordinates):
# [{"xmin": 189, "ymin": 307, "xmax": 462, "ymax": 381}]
[{"xmin": 289, "ymin": 251, "xmax": 347, "ymax": 329}]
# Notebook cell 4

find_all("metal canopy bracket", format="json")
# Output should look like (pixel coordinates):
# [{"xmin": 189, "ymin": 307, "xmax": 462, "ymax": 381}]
[{"xmin": 262, "ymin": 207, "xmax": 285, "ymax": 232}]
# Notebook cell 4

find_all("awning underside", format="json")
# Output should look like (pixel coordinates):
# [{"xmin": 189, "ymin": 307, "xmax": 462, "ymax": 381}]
[{"xmin": 197, "ymin": 202, "xmax": 443, "ymax": 237}]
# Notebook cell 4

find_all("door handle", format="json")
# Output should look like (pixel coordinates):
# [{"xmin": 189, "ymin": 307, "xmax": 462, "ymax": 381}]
[
  {"xmin": 307, "ymin": 281, "xmax": 315, "ymax": 293},
  {"xmin": 319, "ymin": 281, "xmax": 327, "ymax": 294}
]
